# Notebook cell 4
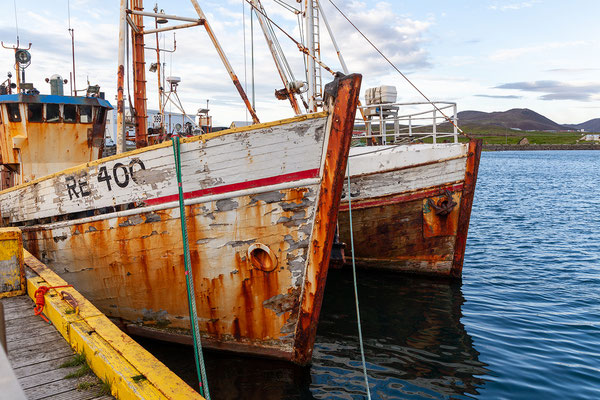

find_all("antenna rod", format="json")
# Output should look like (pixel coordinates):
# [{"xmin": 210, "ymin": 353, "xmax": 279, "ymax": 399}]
[
  {"xmin": 154, "ymin": 4, "xmax": 164, "ymax": 137},
  {"xmin": 70, "ymin": 29, "xmax": 76, "ymax": 95},
  {"xmin": 68, "ymin": 0, "xmax": 76, "ymax": 95}
]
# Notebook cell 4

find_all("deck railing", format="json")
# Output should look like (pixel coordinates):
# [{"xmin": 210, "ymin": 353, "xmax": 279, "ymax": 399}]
[{"xmin": 353, "ymin": 101, "xmax": 458, "ymax": 145}]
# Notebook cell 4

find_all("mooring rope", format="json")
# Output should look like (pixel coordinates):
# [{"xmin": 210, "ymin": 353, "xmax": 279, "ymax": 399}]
[
  {"xmin": 346, "ymin": 159, "xmax": 372, "ymax": 400},
  {"xmin": 172, "ymin": 135, "xmax": 211, "ymax": 399}
]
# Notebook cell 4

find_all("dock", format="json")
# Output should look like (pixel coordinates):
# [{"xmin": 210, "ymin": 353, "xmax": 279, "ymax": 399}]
[
  {"xmin": 3, "ymin": 295, "xmax": 114, "ymax": 400},
  {"xmin": 0, "ymin": 227, "xmax": 204, "ymax": 399}
]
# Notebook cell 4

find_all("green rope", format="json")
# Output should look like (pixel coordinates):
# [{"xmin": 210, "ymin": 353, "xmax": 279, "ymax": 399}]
[
  {"xmin": 346, "ymin": 159, "xmax": 372, "ymax": 400},
  {"xmin": 172, "ymin": 136, "xmax": 211, "ymax": 399}
]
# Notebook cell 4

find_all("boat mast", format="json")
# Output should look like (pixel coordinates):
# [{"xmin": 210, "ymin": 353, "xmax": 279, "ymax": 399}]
[
  {"xmin": 250, "ymin": 0, "xmax": 301, "ymax": 115},
  {"xmin": 189, "ymin": 0, "xmax": 260, "ymax": 124},
  {"xmin": 116, "ymin": 0, "xmax": 127, "ymax": 154},
  {"xmin": 131, "ymin": 0, "xmax": 148, "ymax": 148},
  {"xmin": 153, "ymin": 4, "xmax": 165, "ymax": 136},
  {"xmin": 317, "ymin": 1, "xmax": 348, "ymax": 74},
  {"xmin": 304, "ymin": 0, "xmax": 316, "ymax": 112}
]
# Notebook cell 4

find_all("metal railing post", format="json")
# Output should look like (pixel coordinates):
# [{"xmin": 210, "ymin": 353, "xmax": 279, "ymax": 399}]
[
  {"xmin": 453, "ymin": 103, "xmax": 458, "ymax": 143},
  {"xmin": 432, "ymin": 108, "xmax": 437, "ymax": 144}
]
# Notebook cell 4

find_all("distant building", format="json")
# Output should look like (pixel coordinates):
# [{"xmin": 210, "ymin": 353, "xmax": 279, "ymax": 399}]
[
  {"xmin": 229, "ymin": 121, "xmax": 252, "ymax": 129},
  {"xmin": 518, "ymin": 137, "xmax": 530, "ymax": 145},
  {"xmin": 105, "ymin": 108, "xmax": 199, "ymax": 142},
  {"xmin": 583, "ymin": 134, "xmax": 600, "ymax": 141}
]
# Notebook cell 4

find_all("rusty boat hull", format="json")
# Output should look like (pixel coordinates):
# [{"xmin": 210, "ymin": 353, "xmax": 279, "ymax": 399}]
[
  {"xmin": 0, "ymin": 74, "xmax": 362, "ymax": 364},
  {"xmin": 338, "ymin": 139, "xmax": 482, "ymax": 278}
]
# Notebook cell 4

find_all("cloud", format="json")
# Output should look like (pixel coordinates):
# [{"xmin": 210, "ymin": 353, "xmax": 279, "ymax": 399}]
[
  {"xmin": 489, "ymin": 41, "xmax": 586, "ymax": 61},
  {"xmin": 475, "ymin": 94, "xmax": 521, "ymax": 99},
  {"xmin": 495, "ymin": 80, "xmax": 600, "ymax": 101},
  {"xmin": 488, "ymin": 1, "xmax": 540, "ymax": 11},
  {"xmin": 547, "ymin": 68, "xmax": 600, "ymax": 74},
  {"xmin": 318, "ymin": 1, "xmax": 432, "ymax": 74}
]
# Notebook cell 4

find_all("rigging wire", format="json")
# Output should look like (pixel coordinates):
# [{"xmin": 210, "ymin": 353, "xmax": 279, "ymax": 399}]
[
  {"xmin": 244, "ymin": 0, "xmax": 335, "ymax": 76},
  {"xmin": 326, "ymin": 0, "xmax": 469, "ymax": 137},
  {"xmin": 345, "ymin": 160, "xmax": 372, "ymax": 400},
  {"xmin": 274, "ymin": 0, "xmax": 299, "ymax": 14}
]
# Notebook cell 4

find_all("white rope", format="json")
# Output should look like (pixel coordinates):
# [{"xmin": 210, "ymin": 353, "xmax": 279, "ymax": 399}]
[{"xmin": 346, "ymin": 159, "xmax": 372, "ymax": 400}]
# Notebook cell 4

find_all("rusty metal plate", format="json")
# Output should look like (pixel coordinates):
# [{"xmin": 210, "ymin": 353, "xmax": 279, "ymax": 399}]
[{"xmin": 422, "ymin": 191, "xmax": 462, "ymax": 238}]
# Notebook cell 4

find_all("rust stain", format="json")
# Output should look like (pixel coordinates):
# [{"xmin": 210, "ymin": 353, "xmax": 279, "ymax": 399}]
[
  {"xmin": 451, "ymin": 139, "xmax": 482, "ymax": 278},
  {"xmin": 422, "ymin": 191, "xmax": 462, "ymax": 238},
  {"xmin": 293, "ymin": 74, "xmax": 362, "ymax": 365}
]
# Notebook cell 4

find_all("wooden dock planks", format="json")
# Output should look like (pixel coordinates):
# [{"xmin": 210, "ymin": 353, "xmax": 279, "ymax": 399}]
[{"xmin": 2, "ymin": 295, "xmax": 114, "ymax": 400}]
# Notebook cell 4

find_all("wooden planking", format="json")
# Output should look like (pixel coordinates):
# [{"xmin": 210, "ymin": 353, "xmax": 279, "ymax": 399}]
[
  {"xmin": 18, "ymin": 364, "xmax": 81, "ymax": 390},
  {"xmin": 1, "ymin": 296, "xmax": 115, "ymax": 400},
  {"xmin": 1, "ymin": 116, "xmax": 327, "ymax": 223},
  {"xmin": 12, "ymin": 356, "xmax": 75, "ymax": 379},
  {"xmin": 343, "ymin": 156, "xmax": 466, "ymax": 202},
  {"xmin": 42, "ymin": 391, "xmax": 114, "ymax": 400},
  {"xmin": 347, "ymin": 142, "xmax": 468, "ymax": 177},
  {"xmin": 7, "ymin": 330, "xmax": 63, "ymax": 350}
]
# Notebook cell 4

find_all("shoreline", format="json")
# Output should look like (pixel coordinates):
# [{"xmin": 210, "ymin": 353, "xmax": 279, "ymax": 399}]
[{"xmin": 483, "ymin": 144, "xmax": 600, "ymax": 151}]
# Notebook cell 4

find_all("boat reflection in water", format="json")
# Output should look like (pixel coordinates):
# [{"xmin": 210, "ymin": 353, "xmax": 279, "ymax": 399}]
[{"xmin": 137, "ymin": 268, "xmax": 489, "ymax": 399}]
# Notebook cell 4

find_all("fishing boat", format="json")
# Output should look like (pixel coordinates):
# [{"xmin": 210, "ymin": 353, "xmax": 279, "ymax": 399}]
[
  {"xmin": 338, "ymin": 100, "xmax": 482, "ymax": 278},
  {"xmin": 245, "ymin": 1, "xmax": 482, "ymax": 278},
  {"xmin": 0, "ymin": 3, "xmax": 362, "ymax": 365}
]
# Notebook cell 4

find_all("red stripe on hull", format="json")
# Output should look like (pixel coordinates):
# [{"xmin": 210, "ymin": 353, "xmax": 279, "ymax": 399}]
[
  {"xmin": 145, "ymin": 168, "xmax": 320, "ymax": 206},
  {"xmin": 339, "ymin": 183, "xmax": 464, "ymax": 211}
]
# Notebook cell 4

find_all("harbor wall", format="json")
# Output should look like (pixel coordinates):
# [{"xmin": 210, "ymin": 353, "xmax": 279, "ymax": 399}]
[{"xmin": 483, "ymin": 144, "xmax": 600, "ymax": 151}]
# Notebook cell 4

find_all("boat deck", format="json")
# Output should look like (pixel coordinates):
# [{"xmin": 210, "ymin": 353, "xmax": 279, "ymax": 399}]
[{"xmin": 2, "ymin": 295, "xmax": 114, "ymax": 400}]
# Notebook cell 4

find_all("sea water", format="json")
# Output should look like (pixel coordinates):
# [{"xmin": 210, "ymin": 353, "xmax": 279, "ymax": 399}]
[{"xmin": 141, "ymin": 150, "xmax": 600, "ymax": 399}]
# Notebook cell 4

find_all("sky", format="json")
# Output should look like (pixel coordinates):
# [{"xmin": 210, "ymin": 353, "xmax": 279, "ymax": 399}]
[{"xmin": 0, "ymin": 0, "xmax": 598, "ymax": 126}]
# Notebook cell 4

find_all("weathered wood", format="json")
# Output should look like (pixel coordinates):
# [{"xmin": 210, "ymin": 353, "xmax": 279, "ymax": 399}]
[
  {"xmin": 24, "ymin": 376, "xmax": 93, "ymax": 400},
  {"xmin": 1, "ymin": 115, "xmax": 327, "ymax": 224},
  {"xmin": 2, "ymin": 296, "xmax": 115, "ymax": 400},
  {"xmin": 42, "ymin": 390, "xmax": 114, "ymax": 400},
  {"xmin": 339, "ymin": 139, "xmax": 482, "ymax": 278},
  {"xmin": 7, "ymin": 330, "xmax": 62, "ymax": 351},
  {"xmin": 12, "ymin": 355, "xmax": 74, "ymax": 379},
  {"xmin": 9, "ymin": 338, "xmax": 74, "ymax": 369},
  {"xmin": 18, "ymin": 364, "xmax": 81, "ymax": 390}
]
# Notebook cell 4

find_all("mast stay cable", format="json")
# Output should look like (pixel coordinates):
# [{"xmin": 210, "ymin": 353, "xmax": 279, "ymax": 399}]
[{"xmin": 326, "ymin": 0, "xmax": 469, "ymax": 137}]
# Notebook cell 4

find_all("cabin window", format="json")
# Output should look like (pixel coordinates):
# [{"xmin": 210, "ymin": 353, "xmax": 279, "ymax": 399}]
[
  {"xmin": 64, "ymin": 104, "xmax": 77, "ymax": 123},
  {"xmin": 28, "ymin": 103, "xmax": 43, "ymax": 122},
  {"xmin": 96, "ymin": 107, "xmax": 106, "ymax": 124},
  {"xmin": 7, "ymin": 104, "xmax": 21, "ymax": 122},
  {"xmin": 80, "ymin": 105, "xmax": 92, "ymax": 123},
  {"xmin": 46, "ymin": 104, "xmax": 60, "ymax": 122}
]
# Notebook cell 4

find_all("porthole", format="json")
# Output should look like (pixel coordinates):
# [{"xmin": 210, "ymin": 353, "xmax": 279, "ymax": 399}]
[{"xmin": 247, "ymin": 243, "xmax": 278, "ymax": 272}]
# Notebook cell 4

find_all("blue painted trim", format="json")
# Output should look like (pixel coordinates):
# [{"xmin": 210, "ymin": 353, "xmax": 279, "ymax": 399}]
[{"xmin": 0, "ymin": 94, "xmax": 112, "ymax": 109}]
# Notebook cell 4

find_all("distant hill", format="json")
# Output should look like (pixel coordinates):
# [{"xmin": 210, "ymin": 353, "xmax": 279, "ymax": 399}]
[
  {"xmin": 563, "ymin": 118, "xmax": 600, "ymax": 133},
  {"xmin": 457, "ymin": 108, "xmax": 566, "ymax": 131}
]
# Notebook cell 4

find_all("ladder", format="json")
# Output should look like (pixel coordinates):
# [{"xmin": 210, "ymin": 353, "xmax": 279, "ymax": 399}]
[{"xmin": 311, "ymin": 0, "xmax": 323, "ymax": 105}]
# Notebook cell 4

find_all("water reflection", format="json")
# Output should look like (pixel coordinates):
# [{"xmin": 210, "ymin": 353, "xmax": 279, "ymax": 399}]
[
  {"xmin": 310, "ymin": 269, "xmax": 489, "ymax": 399},
  {"xmin": 136, "ymin": 268, "xmax": 488, "ymax": 399}
]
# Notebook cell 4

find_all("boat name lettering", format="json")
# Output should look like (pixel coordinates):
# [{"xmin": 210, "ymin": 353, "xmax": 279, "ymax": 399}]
[
  {"xmin": 64, "ymin": 159, "xmax": 146, "ymax": 199},
  {"xmin": 97, "ymin": 159, "xmax": 146, "ymax": 191},
  {"xmin": 66, "ymin": 174, "xmax": 91, "ymax": 200}
]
